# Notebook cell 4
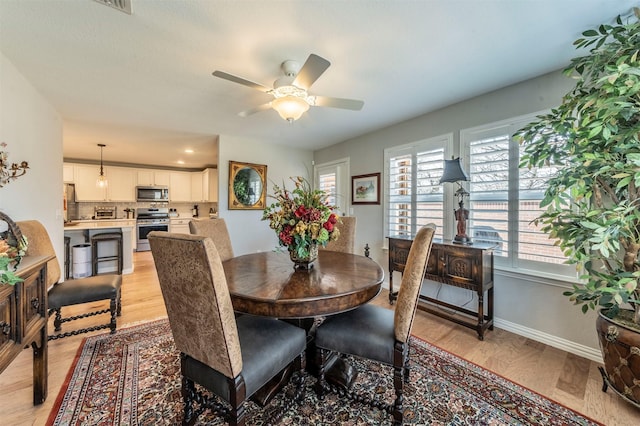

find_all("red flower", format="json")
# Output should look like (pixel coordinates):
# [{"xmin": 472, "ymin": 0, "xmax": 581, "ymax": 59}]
[
  {"xmin": 328, "ymin": 213, "xmax": 338, "ymax": 224},
  {"xmin": 323, "ymin": 221, "xmax": 334, "ymax": 232},
  {"xmin": 279, "ymin": 225, "xmax": 293, "ymax": 245},
  {"xmin": 294, "ymin": 206, "xmax": 307, "ymax": 218}
]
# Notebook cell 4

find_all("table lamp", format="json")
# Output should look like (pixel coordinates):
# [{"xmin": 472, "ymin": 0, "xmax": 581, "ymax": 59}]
[{"xmin": 440, "ymin": 157, "xmax": 471, "ymax": 244}]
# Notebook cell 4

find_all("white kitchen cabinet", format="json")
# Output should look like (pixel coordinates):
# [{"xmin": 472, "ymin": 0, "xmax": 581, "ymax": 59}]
[
  {"xmin": 170, "ymin": 218, "xmax": 191, "ymax": 234},
  {"xmin": 202, "ymin": 168, "xmax": 218, "ymax": 202},
  {"xmin": 73, "ymin": 164, "xmax": 136, "ymax": 202},
  {"xmin": 73, "ymin": 164, "xmax": 107, "ymax": 201},
  {"xmin": 63, "ymin": 163, "xmax": 75, "ymax": 183},
  {"xmin": 105, "ymin": 166, "xmax": 136, "ymax": 201},
  {"xmin": 136, "ymin": 169, "xmax": 171, "ymax": 186},
  {"xmin": 191, "ymin": 172, "xmax": 203, "ymax": 202},
  {"xmin": 169, "ymin": 172, "xmax": 192, "ymax": 202}
]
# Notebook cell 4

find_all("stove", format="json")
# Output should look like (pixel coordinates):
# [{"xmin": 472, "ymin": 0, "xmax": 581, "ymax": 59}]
[{"xmin": 136, "ymin": 208, "xmax": 170, "ymax": 251}]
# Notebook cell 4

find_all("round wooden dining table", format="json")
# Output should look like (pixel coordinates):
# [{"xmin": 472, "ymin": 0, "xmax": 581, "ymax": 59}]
[{"xmin": 222, "ymin": 250, "xmax": 385, "ymax": 319}]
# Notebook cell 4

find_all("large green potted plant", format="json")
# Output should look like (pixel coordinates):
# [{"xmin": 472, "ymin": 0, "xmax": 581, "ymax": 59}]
[{"xmin": 516, "ymin": 8, "xmax": 640, "ymax": 406}]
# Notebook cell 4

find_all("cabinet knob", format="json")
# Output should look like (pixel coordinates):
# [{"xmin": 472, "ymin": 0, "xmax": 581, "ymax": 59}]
[
  {"xmin": 0, "ymin": 321, "xmax": 10, "ymax": 335},
  {"xmin": 31, "ymin": 297, "xmax": 40, "ymax": 311}
]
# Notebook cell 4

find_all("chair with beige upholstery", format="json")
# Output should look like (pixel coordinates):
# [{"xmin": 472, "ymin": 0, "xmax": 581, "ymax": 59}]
[
  {"xmin": 17, "ymin": 220, "xmax": 122, "ymax": 340},
  {"xmin": 314, "ymin": 224, "xmax": 436, "ymax": 425},
  {"xmin": 319, "ymin": 216, "xmax": 356, "ymax": 254},
  {"xmin": 188, "ymin": 218, "xmax": 234, "ymax": 261},
  {"xmin": 148, "ymin": 231, "xmax": 306, "ymax": 426}
]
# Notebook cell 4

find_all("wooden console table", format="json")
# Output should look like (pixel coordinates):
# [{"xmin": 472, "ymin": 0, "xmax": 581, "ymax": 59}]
[
  {"xmin": 0, "ymin": 255, "xmax": 52, "ymax": 405},
  {"xmin": 388, "ymin": 236, "xmax": 494, "ymax": 340}
]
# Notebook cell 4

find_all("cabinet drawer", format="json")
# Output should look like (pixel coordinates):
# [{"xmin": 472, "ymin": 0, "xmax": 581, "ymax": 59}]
[
  {"xmin": 21, "ymin": 270, "xmax": 44, "ymax": 335},
  {"xmin": 0, "ymin": 285, "xmax": 16, "ymax": 352}
]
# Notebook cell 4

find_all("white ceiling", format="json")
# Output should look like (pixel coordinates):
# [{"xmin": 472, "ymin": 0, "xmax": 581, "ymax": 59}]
[{"xmin": 0, "ymin": 0, "xmax": 635, "ymax": 170}]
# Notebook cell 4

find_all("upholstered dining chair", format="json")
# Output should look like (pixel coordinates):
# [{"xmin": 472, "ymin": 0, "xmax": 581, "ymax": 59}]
[
  {"xmin": 148, "ymin": 232, "xmax": 306, "ymax": 426},
  {"xmin": 319, "ymin": 216, "xmax": 356, "ymax": 254},
  {"xmin": 314, "ymin": 224, "xmax": 436, "ymax": 425},
  {"xmin": 188, "ymin": 218, "xmax": 234, "ymax": 261},
  {"xmin": 17, "ymin": 220, "xmax": 122, "ymax": 340}
]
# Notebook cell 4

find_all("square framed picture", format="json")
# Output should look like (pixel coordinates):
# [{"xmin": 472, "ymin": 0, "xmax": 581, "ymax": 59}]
[{"xmin": 352, "ymin": 173, "xmax": 381, "ymax": 205}]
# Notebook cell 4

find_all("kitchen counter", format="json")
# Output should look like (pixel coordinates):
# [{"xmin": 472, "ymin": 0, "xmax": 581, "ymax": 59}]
[
  {"xmin": 64, "ymin": 220, "xmax": 136, "ymax": 275},
  {"xmin": 64, "ymin": 219, "xmax": 136, "ymax": 230}
]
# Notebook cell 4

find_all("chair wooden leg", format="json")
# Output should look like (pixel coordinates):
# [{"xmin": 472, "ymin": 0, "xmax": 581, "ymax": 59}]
[
  {"xmin": 314, "ymin": 348, "xmax": 329, "ymax": 399},
  {"xmin": 109, "ymin": 296, "xmax": 117, "ymax": 334},
  {"xmin": 53, "ymin": 308, "xmax": 62, "ymax": 332},
  {"xmin": 393, "ymin": 341, "xmax": 406, "ymax": 425},
  {"xmin": 181, "ymin": 375, "xmax": 197, "ymax": 426},
  {"xmin": 228, "ymin": 375, "xmax": 247, "ymax": 426}
]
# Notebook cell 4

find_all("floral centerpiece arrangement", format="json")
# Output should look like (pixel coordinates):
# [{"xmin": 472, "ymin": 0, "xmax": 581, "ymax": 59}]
[
  {"xmin": 0, "ymin": 234, "xmax": 28, "ymax": 285},
  {"xmin": 262, "ymin": 176, "xmax": 340, "ymax": 268}
]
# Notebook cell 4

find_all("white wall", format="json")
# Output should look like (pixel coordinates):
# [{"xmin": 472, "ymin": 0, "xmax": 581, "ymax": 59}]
[
  {"xmin": 0, "ymin": 53, "xmax": 64, "ymax": 272},
  {"xmin": 217, "ymin": 134, "xmax": 313, "ymax": 256},
  {"xmin": 314, "ymin": 70, "xmax": 603, "ymax": 360}
]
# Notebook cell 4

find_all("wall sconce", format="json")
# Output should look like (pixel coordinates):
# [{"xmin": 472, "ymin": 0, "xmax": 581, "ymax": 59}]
[
  {"xmin": 0, "ymin": 142, "xmax": 29, "ymax": 188},
  {"xmin": 440, "ymin": 157, "xmax": 471, "ymax": 244},
  {"xmin": 96, "ymin": 143, "xmax": 108, "ymax": 189}
]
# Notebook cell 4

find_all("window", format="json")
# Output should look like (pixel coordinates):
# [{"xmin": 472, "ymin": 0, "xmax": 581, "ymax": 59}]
[
  {"xmin": 461, "ymin": 114, "xmax": 573, "ymax": 278},
  {"xmin": 385, "ymin": 134, "xmax": 453, "ymax": 240},
  {"xmin": 314, "ymin": 158, "xmax": 349, "ymax": 216}
]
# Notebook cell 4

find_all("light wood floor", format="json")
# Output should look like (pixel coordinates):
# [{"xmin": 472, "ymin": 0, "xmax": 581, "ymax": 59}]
[{"xmin": 1, "ymin": 251, "xmax": 638, "ymax": 425}]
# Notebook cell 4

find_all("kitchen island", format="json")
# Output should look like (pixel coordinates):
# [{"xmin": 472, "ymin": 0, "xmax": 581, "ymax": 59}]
[{"xmin": 63, "ymin": 219, "xmax": 136, "ymax": 275}]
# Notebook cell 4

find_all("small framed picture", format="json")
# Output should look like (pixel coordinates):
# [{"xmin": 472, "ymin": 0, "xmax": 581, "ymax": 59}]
[{"xmin": 352, "ymin": 173, "xmax": 381, "ymax": 205}]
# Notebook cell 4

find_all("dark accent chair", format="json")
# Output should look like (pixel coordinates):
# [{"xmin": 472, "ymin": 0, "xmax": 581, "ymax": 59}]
[
  {"xmin": 188, "ymin": 218, "xmax": 234, "ymax": 261},
  {"xmin": 319, "ymin": 216, "xmax": 356, "ymax": 254},
  {"xmin": 314, "ymin": 224, "xmax": 436, "ymax": 425},
  {"xmin": 17, "ymin": 220, "xmax": 122, "ymax": 340},
  {"xmin": 148, "ymin": 231, "xmax": 306, "ymax": 426}
]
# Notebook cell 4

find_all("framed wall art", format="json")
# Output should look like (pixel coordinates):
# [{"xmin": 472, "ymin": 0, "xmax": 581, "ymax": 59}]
[{"xmin": 351, "ymin": 173, "xmax": 380, "ymax": 205}]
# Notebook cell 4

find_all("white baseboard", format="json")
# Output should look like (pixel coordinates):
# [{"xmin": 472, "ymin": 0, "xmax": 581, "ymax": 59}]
[{"xmin": 494, "ymin": 317, "xmax": 602, "ymax": 363}]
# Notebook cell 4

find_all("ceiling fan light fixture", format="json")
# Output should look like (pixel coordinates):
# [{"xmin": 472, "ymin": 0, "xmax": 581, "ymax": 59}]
[{"xmin": 272, "ymin": 95, "xmax": 309, "ymax": 123}]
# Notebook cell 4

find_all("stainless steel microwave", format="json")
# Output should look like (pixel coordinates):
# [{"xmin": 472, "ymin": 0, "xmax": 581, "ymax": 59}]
[{"xmin": 136, "ymin": 185, "xmax": 169, "ymax": 202}]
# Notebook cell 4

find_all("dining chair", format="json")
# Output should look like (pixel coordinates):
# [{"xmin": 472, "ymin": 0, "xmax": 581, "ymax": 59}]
[
  {"xmin": 17, "ymin": 220, "xmax": 122, "ymax": 340},
  {"xmin": 314, "ymin": 224, "xmax": 436, "ymax": 425},
  {"xmin": 188, "ymin": 218, "xmax": 234, "ymax": 261},
  {"xmin": 148, "ymin": 231, "xmax": 306, "ymax": 426},
  {"xmin": 319, "ymin": 216, "xmax": 356, "ymax": 254}
]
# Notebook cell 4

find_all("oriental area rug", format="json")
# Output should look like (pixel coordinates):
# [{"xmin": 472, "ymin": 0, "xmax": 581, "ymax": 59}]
[{"xmin": 47, "ymin": 319, "xmax": 602, "ymax": 426}]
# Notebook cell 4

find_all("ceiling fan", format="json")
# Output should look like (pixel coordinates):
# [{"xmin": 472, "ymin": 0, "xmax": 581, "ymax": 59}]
[{"xmin": 212, "ymin": 54, "xmax": 364, "ymax": 122}]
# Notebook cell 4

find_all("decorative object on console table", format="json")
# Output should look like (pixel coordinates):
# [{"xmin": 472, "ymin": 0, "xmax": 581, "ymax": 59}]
[
  {"xmin": 263, "ymin": 176, "xmax": 340, "ymax": 270},
  {"xmin": 440, "ymin": 157, "xmax": 471, "ymax": 244},
  {"xmin": 387, "ymin": 235, "xmax": 495, "ymax": 340},
  {"xmin": 351, "ymin": 172, "xmax": 380, "ymax": 205},
  {"xmin": 0, "ymin": 212, "xmax": 28, "ymax": 285},
  {"xmin": 0, "ymin": 142, "xmax": 29, "ymax": 188}
]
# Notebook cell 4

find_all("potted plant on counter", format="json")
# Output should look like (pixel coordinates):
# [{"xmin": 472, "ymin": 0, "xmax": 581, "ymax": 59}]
[{"xmin": 517, "ymin": 8, "xmax": 640, "ymax": 407}]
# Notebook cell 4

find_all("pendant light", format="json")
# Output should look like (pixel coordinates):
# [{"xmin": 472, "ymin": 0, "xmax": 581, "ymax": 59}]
[{"xmin": 96, "ymin": 143, "xmax": 108, "ymax": 188}]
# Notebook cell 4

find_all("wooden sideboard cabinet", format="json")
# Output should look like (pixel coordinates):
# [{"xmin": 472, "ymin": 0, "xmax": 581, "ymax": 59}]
[
  {"xmin": 0, "ymin": 255, "xmax": 52, "ymax": 405},
  {"xmin": 388, "ymin": 236, "xmax": 495, "ymax": 340}
]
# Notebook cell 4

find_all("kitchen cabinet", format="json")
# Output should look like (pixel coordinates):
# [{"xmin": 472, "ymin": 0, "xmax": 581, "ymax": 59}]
[
  {"xmin": 191, "ymin": 168, "xmax": 218, "ymax": 202},
  {"xmin": 202, "ymin": 168, "xmax": 218, "ymax": 202},
  {"xmin": 136, "ymin": 170, "xmax": 170, "ymax": 187},
  {"xmin": 63, "ymin": 164, "xmax": 74, "ymax": 183},
  {"xmin": 170, "ymin": 218, "xmax": 191, "ymax": 234},
  {"xmin": 191, "ymin": 172, "xmax": 203, "ymax": 202},
  {"xmin": 73, "ymin": 164, "xmax": 136, "ymax": 202},
  {"xmin": 169, "ymin": 172, "xmax": 192, "ymax": 202}
]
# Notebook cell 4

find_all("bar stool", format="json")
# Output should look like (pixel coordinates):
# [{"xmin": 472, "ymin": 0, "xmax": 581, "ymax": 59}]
[
  {"xmin": 64, "ymin": 236, "xmax": 71, "ymax": 279},
  {"xmin": 91, "ymin": 232, "xmax": 123, "ymax": 275}
]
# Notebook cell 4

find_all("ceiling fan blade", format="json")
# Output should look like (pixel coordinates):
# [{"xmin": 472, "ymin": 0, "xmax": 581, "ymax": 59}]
[
  {"xmin": 212, "ymin": 70, "xmax": 271, "ymax": 93},
  {"xmin": 313, "ymin": 96, "xmax": 364, "ymax": 111},
  {"xmin": 292, "ymin": 54, "xmax": 330, "ymax": 90},
  {"xmin": 238, "ymin": 102, "xmax": 272, "ymax": 117}
]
